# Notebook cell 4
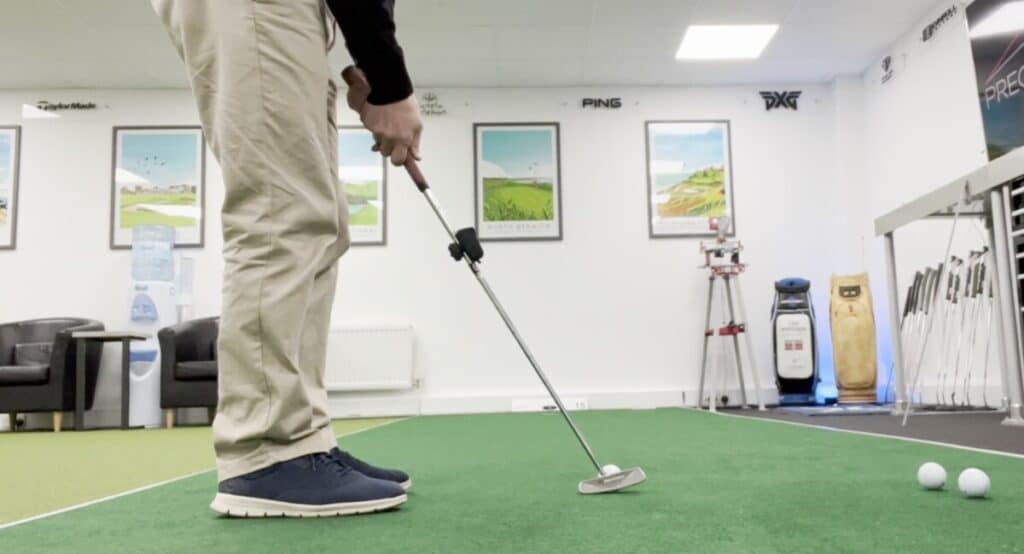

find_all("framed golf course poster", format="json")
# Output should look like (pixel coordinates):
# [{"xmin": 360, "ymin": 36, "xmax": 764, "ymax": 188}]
[
  {"xmin": 645, "ymin": 121, "xmax": 735, "ymax": 238},
  {"xmin": 110, "ymin": 126, "xmax": 206, "ymax": 249},
  {"xmin": 0, "ymin": 126, "xmax": 21, "ymax": 250},
  {"xmin": 338, "ymin": 126, "xmax": 387, "ymax": 245},
  {"xmin": 474, "ymin": 122, "xmax": 562, "ymax": 241}
]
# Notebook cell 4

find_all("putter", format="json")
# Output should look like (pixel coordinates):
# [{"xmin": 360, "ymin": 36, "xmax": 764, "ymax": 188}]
[{"xmin": 402, "ymin": 159, "xmax": 646, "ymax": 495}]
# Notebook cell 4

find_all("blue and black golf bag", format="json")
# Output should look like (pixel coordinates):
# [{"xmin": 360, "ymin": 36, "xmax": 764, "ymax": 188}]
[{"xmin": 771, "ymin": 278, "xmax": 819, "ymax": 405}]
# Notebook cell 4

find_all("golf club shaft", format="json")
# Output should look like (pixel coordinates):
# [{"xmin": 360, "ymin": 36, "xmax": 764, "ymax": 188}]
[{"xmin": 404, "ymin": 160, "xmax": 605, "ymax": 474}]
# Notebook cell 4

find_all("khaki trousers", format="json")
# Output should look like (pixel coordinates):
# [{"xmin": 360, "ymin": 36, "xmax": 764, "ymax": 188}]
[{"xmin": 151, "ymin": 0, "xmax": 350, "ymax": 481}]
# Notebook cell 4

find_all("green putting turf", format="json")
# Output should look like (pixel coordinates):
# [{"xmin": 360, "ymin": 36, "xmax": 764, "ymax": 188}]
[
  {"xmin": 0, "ymin": 418, "xmax": 395, "ymax": 526},
  {"xmin": 1, "ymin": 410, "xmax": 1022, "ymax": 553}
]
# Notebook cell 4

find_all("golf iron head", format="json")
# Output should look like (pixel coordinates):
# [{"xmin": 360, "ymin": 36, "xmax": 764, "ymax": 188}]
[{"xmin": 577, "ymin": 467, "xmax": 647, "ymax": 495}]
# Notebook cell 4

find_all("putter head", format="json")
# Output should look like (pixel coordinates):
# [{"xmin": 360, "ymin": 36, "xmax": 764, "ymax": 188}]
[{"xmin": 577, "ymin": 467, "xmax": 647, "ymax": 495}]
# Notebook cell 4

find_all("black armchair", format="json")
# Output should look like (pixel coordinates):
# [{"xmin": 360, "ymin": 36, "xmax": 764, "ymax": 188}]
[
  {"xmin": 0, "ymin": 318, "xmax": 105, "ymax": 432},
  {"xmin": 159, "ymin": 317, "xmax": 219, "ymax": 428}
]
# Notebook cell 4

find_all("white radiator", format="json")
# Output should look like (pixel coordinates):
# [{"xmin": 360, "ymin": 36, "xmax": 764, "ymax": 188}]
[{"xmin": 324, "ymin": 324, "xmax": 415, "ymax": 391}]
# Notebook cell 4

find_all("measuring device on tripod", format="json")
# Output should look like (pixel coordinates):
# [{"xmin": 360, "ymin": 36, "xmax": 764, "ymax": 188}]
[{"xmin": 696, "ymin": 217, "xmax": 765, "ymax": 411}]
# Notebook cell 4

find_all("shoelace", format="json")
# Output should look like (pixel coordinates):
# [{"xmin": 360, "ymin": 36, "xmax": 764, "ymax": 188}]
[{"xmin": 309, "ymin": 452, "xmax": 354, "ymax": 478}]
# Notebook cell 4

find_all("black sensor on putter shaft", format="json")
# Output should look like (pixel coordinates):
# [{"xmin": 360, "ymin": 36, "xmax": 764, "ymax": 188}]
[{"xmin": 449, "ymin": 228, "xmax": 484, "ymax": 263}]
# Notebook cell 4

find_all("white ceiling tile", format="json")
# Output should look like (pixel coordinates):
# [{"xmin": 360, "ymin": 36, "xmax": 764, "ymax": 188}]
[
  {"xmin": 396, "ymin": 0, "xmax": 596, "ymax": 27},
  {"xmin": 591, "ymin": 0, "xmax": 698, "ymax": 28},
  {"xmin": 689, "ymin": 0, "xmax": 800, "ymax": 24},
  {"xmin": 787, "ymin": 0, "xmax": 939, "ymax": 24},
  {"xmin": 406, "ymin": 59, "xmax": 500, "ymax": 88},
  {"xmin": 765, "ymin": 21, "xmax": 907, "ymax": 59},
  {"xmin": 496, "ymin": 60, "xmax": 585, "ymax": 87},
  {"xmin": 398, "ymin": 26, "xmax": 498, "ymax": 60},
  {"xmin": 495, "ymin": 27, "xmax": 588, "ymax": 60},
  {"xmin": 586, "ymin": 26, "xmax": 683, "ymax": 60}
]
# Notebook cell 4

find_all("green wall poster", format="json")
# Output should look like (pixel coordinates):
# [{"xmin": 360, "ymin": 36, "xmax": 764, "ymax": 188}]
[
  {"xmin": 968, "ymin": 0, "xmax": 1024, "ymax": 160},
  {"xmin": 473, "ymin": 123, "xmax": 562, "ymax": 241},
  {"xmin": 338, "ymin": 127, "xmax": 387, "ymax": 245}
]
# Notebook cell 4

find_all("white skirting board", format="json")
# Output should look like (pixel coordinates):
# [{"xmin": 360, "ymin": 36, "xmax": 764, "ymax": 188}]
[{"xmin": 326, "ymin": 389, "xmax": 690, "ymax": 418}]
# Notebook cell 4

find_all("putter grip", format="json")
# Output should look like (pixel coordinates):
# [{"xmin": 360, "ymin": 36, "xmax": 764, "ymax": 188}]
[
  {"xmin": 405, "ymin": 159, "xmax": 429, "ymax": 192},
  {"xmin": 340, "ymin": 65, "xmax": 429, "ymax": 192}
]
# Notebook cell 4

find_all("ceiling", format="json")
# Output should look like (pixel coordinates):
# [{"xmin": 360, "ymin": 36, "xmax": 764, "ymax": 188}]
[{"xmin": 0, "ymin": 0, "xmax": 941, "ymax": 89}]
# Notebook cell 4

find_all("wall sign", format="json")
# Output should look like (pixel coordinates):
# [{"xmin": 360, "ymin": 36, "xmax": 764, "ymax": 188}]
[
  {"xmin": 880, "ymin": 55, "xmax": 895, "ymax": 84},
  {"xmin": 419, "ymin": 92, "xmax": 446, "ymax": 116},
  {"xmin": 759, "ymin": 91, "xmax": 802, "ymax": 111},
  {"xmin": 968, "ymin": 0, "xmax": 1024, "ymax": 159},
  {"xmin": 922, "ymin": 5, "xmax": 958, "ymax": 42},
  {"xmin": 581, "ymin": 97, "xmax": 622, "ymax": 109},
  {"xmin": 35, "ymin": 100, "xmax": 98, "ymax": 112}
]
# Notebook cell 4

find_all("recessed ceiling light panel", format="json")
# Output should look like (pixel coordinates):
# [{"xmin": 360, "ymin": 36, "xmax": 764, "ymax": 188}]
[{"xmin": 676, "ymin": 24, "xmax": 780, "ymax": 60}]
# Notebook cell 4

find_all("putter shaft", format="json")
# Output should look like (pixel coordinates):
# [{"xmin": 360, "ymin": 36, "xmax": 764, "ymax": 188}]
[{"xmin": 409, "ymin": 162, "xmax": 604, "ymax": 475}]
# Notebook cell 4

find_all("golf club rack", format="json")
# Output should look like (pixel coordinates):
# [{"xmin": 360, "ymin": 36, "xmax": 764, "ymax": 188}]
[
  {"xmin": 879, "ymin": 165, "xmax": 1024, "ymax": 428},
  {"xmin": 696, "ymin": 217, "xmax": 765, "ymax": 412}
]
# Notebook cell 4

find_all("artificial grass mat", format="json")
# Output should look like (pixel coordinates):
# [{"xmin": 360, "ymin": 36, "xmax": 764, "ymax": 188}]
[
  {"xmin": 1, "ymin": 409, "xmax": 1022, "ymax": 553},
  {"xmin": 0, "ymin": 418, "xmax": 395, "ymax": 525}
]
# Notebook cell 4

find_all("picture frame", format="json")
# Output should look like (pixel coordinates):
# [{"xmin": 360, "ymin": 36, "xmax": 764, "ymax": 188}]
[
  {"xmin": 645, "ymin": 120, "xmax": 736, "ymax": 238},
  {"xmin": 473, "ymin": 122, "xmax": 563, "ymax": 242},
  {"xmin": 0, "ymin": 125, "xmax": 21, "ymax": 250},
  {"xmin": 110, "ymin": 126, "xmax": 206, "ymax": 249},
  {"xmin": 338, "ymin": 126, "xmax": 387, "ymax": 246}
]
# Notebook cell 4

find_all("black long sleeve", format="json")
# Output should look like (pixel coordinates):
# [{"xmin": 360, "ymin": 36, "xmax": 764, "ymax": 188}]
[{"xmin": 327, "ymin": 0, "xmax": 414, "ymax": 105}]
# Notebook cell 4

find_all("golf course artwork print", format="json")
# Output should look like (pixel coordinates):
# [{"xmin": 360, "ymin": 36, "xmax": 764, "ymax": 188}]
[
  {"xmin": 645, "ymin": 121, "xmax": 734, "ymax": 238},
  {"xmin": 474, "ymin": 123, "xmax": 561, "ymax": 241},
  {"xmin": 338, "ymin": 127, "xmax": 386, "ymax": 245},
  {"xmin": 112, "ymin": 127, "xmax": 205, "ymax": 248},
  {"xmin": 0, "ymin": 126, "xmax": 19, "ymax": 249}
]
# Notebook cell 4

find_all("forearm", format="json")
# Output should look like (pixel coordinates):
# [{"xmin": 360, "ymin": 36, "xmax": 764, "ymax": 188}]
[{"xmin": 327, "ymin": 0, "xmax": 413, "ymax": 105}]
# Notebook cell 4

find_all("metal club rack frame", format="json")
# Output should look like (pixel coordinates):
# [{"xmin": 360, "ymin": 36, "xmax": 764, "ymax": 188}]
[{"xmin": 875, "ymin": 147, "xmax": 1024, "ymax": 426}]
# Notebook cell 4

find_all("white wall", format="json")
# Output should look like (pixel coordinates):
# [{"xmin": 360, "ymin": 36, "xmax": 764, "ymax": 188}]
[
  {"xmin": 0, "ymin": 83, "xmax": 846, "ymax": 424},
  {"xmin": 858, "ymin": 0, "xmax": 1000, "ymax": 401}
]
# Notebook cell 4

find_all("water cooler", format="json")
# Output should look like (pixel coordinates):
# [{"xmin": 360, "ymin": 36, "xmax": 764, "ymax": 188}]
[{"xmin": 128, "ymin": 226, "xmax": 178, "ymax": 428}]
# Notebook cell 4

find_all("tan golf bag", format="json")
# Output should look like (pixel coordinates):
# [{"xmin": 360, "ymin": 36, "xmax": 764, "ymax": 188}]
[{"xmin": 829, "ymin": 273, "xmax": 878, "ymax": 403}]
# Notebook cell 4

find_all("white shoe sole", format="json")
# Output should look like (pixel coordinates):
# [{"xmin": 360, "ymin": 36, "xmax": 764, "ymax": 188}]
[
  {"xmin": 400, "ymin": 478, "xmax": 412, "ymax": 491},
  {"xmin": 210, "ymin": 493, "xmax": 407, "ymax": 518}
]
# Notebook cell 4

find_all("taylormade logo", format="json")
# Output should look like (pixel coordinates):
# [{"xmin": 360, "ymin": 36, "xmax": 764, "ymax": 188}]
[
  {"xmin": 922, "ymin": 5, "xmax": 957, "ymax": 42},
  {"xmin": 35, "ymin": 101, "xmax": 97, "ymax": 111}
]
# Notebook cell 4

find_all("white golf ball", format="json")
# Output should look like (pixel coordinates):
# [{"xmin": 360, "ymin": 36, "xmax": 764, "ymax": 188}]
[
  {"xmin": 917, "ymin": 462, "xmax": 946, "ymax": 490},
  {"xmin": 601, "ymin": 464, "xmax": 621, "ymax": 476},
  {"xmin": 958, "ymin": 468, "xmax": 991, "ymax": 498}
]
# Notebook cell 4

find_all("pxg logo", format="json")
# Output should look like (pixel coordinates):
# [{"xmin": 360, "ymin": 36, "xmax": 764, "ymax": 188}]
[{"xmin": 759, "ymin": 91, "xmax": 802, "ymax": 111}]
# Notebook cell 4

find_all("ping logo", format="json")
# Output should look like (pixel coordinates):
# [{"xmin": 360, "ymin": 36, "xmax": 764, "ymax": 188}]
[
  {"xmin": 581, "ymin": 97, "xmax": 622, "ymax": 109},
  {"xmin": 759, "ymin": 91, "xmax": 802, "ymax": 111}
]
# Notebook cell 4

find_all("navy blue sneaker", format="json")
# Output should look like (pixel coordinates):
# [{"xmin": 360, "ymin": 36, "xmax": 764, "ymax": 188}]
[
  {"xmin": 330, "ymin": 447, "xmax": 412, "ymax": 491},
  {"xmin": 211, "ymin": 452, "xmax": 406, "ymax": 518}
]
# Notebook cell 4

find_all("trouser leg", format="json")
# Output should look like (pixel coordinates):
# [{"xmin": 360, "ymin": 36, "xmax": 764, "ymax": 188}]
[{"xmin": 151, "ymin": 0, "xmax": 350, "ymax": 481}]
